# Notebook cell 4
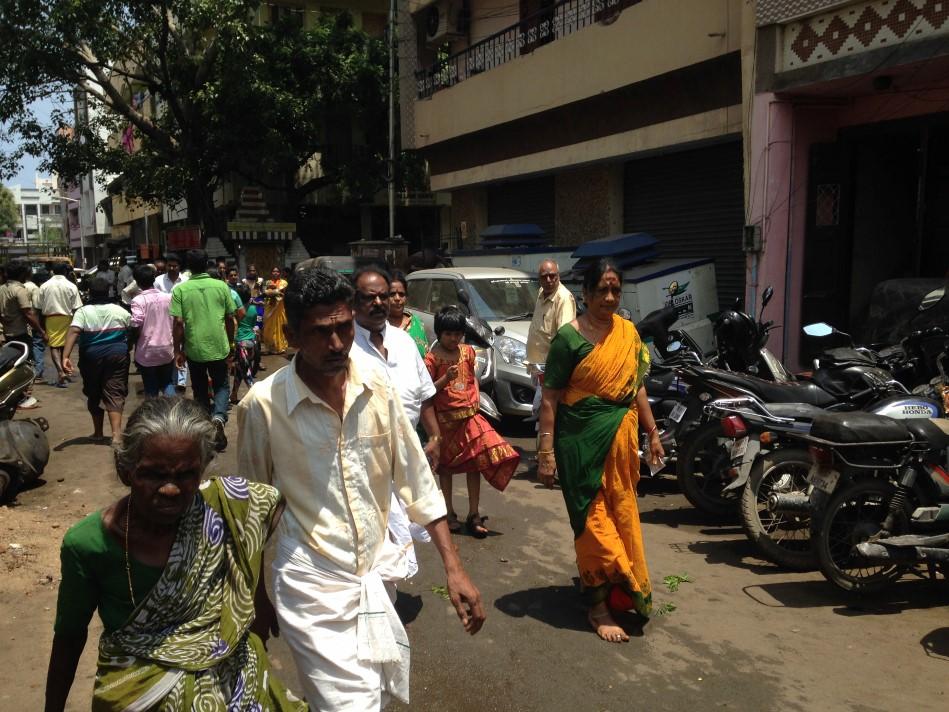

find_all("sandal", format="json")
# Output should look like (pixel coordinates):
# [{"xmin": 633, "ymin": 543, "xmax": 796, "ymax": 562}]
[
  {"xmin": 446, "ymin": 512, "xmax": 462, "ymax": 533},
  {"xmin": 466, "ymin": 513, "xmax": 489, "ymax": 539}
]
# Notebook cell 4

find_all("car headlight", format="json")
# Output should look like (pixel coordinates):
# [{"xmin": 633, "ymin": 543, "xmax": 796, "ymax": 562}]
[{"xmin": 495, "ymin": 335, "xmax": 526, "ymax": 366}]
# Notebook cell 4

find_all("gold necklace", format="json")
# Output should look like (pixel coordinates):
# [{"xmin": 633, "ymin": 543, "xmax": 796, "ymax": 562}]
[{"xmin": 124, "ymin": 496, "xmax": 136, "ymax": 608}]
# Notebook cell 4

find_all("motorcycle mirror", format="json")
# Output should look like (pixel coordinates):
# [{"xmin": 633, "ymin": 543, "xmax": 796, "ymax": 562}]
[
  {"xmin": 667, "ymin": 340, "xmax": 682, "ymax": 353},
  {"xmin": 493, "ymin": 325, "xmax": 505, "ymax": 336},
  {"xmin": 761, "ymin": 285, "xmax": 774, "ymax": 308},
  {"xmin": 617, "ymin": 307, "xmax": 633, "ymax": 321},
  {"xmin": 802, "ymin": 322, "xmax": 834, "ymax": 337},
  {"xmin": 919, "ymin": 287, "xmax": 945, "ymax": 311}
]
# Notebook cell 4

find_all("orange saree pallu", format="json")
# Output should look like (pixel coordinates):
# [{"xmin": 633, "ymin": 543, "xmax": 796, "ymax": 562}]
[
  {"xmin": 425, "ymin": 345, "xmax": 519, "ymax": 491},
  {"xmin": 545, "ymin": 315, "xmax": 652, "ymax": 615}
]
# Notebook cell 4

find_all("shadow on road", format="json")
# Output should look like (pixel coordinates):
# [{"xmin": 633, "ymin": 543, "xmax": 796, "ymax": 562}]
[
  {"xmin": 682, "ymin": 538, "xmax": 783, "ymax": 575},
  {"xmin": 53, "ymin": 435, "xmax": 112, "ymax": 451},
  {"xmin": 494, "ymin": 581, "xmax": 589, "ymax": 633},
  {"xmin": 639, "ymin": 505, "xmax": 735, "ymax": 529},
  {"xmin": 395, "ymin": 591, "xmax": 424, "ymax": 625},
  {"xmin": 742, "ymin": 578, "xmax": 948, "ymax": 615},
  {"xmin": 921, "ymin": 627, "xmax": 949, "ymax": 661}
]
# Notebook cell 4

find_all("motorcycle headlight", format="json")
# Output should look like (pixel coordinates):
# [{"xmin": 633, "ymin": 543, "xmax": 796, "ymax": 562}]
[{"xmin": 495, "ymin": 335, "xmax": 527, "ymax": 366}]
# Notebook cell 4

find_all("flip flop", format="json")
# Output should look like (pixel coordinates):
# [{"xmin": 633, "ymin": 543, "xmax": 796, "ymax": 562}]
[{"xmin": 466, "ymin": 513, "xmax": 489, "ymax": 539}]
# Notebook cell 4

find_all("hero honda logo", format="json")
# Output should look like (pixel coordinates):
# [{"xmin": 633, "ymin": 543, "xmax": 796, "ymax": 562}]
[{"xmin": 665, "ymin": 280, "xmax": 694, "ymax": 318}]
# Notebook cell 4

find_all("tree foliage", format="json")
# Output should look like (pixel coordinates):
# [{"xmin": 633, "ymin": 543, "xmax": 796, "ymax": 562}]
[
  {"xmin": 0, "ymin": 1, "xmax": 388, "ymax": 234},
  {"xmin": 0, "ymin": 185, "xmax": 18, "ymax": 233}
]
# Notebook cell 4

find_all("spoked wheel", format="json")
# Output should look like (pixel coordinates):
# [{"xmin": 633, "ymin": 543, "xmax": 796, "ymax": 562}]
[
  {"xmin": 676, "ymin": 422, "xmax": 740, "ymax": 518},
  {"xmin": 812, "ymin": 479, "xmax": 905, "ymax": 593},
  {"xmin": 741, "ymin": 449, "xmax": 815, "ymax": 570}
]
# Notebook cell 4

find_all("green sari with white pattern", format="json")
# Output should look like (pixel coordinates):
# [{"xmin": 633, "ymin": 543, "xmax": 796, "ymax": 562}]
[{"xmin": 91, "ymin": 477, "xmax": 306, "ymax": 711}]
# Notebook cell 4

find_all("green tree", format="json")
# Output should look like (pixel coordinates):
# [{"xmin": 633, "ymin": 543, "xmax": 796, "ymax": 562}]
[
  {"xmin": 0, "ymin": 1, "xmax": 388, "ymax": 236},
  {"xmin": 0, "ymin": 185, "xmax": 18, "ymax": 234}
]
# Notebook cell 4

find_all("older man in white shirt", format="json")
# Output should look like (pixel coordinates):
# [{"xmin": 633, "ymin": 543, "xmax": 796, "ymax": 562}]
[
  {"xmin": 350, "ymin": 266, "xmax": 442, "ymax": 577},
  {"xmin": 526, "ymin": 259, "xmax": 576, "ymax": 422},
  {"xmin": 236, "ymin": 266, "xmax": 483, "ymax": 711}
]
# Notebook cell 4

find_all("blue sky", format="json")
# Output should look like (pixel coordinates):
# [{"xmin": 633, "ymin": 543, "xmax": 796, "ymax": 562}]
[{"xmin": 1, "ymin": 95, "xmax": 64, "ymax": 188}]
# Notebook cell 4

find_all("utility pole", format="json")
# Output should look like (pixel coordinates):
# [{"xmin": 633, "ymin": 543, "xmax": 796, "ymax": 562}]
[{"xmin": 388, "ymin": 0, "xmax": 397, "ymax": 240}]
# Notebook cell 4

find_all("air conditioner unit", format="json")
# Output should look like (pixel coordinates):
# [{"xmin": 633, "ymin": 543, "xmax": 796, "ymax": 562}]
[{"xmin": 425, "ymin": 0, "xmax": 465, "ymax": 47}]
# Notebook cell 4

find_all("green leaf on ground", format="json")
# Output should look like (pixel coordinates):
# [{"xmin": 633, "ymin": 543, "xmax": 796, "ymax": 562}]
[
  {"xmin": 663, "ymin": 573, "xmax": 693, "ymax": 593},
  {"xmin": 655, "ymin": 602, "xmax": 677, "ymax": 616},
  {"xmin": 431, "ymin": 585, "xmax": 450, "ymax": 600}
]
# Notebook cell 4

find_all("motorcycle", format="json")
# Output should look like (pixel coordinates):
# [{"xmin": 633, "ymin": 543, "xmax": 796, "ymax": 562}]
[
  {"xmin": 0, "ymin": 341, "xmax": 51, "ymax": 502},
  {"xmin": 672, "ymin": 333, "xmax": 942, "ymax": 518},
  {"xmin": 704, "ymin": 385, "xmax": 942, "ymax": 569},
  {"xmin": 806, "ymin": 409, "xmax": 949, "ymax": 593}
]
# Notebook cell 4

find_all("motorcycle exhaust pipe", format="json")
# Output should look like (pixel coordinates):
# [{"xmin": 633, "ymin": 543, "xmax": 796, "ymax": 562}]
[{"xmin": 767, "ymin": 493, "xmax": 811, "ymax": 515}]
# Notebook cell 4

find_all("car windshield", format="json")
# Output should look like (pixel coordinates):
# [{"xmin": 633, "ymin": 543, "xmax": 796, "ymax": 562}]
[{"xmin": 466, "ymin": 278, "xmax": 538, "ymax": 321}]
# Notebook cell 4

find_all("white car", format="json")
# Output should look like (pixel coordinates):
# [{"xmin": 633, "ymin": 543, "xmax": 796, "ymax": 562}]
[{"xmin": 406, "ymin": 267, "xmax": 538, "ymax": 417}]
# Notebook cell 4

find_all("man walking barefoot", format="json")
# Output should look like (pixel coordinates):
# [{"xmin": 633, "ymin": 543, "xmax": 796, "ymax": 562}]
[{"xmin": 237, "ymin": 267, "xmax": 484, "ymax": 710}]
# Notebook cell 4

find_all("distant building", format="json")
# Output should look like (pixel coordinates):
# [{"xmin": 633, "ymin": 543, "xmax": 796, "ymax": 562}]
[{"xmin": 4, "ymin": 179, "xmax": 66, "ymax": 259}]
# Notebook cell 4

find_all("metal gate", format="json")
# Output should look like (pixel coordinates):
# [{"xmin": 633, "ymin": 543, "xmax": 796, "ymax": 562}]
[
  {"xmin": 623, "ymin": 140, "xmax": 745, "ymax": 308},
  {"xmin": 487, "ymin": 176, "xmax": 556, "ymax": 240}
]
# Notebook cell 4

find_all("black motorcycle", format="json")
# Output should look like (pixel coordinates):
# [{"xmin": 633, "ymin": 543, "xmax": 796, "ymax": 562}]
[
  {"xmin": 806, "ymin": 410, "xmax": 949, "ymax": 593},
  {"xmin": 0, "ymin": 342, "xmax": 51, "ymax": 502}
]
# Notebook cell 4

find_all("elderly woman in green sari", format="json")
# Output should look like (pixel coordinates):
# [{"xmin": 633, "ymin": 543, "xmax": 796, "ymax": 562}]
[{"xmin": 45, "ymin": 397, "xmax": 306, "ymax": 711}]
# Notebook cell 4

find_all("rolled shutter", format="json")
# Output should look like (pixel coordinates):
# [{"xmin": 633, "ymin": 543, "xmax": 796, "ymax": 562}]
[{"xmin": 623, "ymin": 140, "xmax": 745, "ymax": 308}]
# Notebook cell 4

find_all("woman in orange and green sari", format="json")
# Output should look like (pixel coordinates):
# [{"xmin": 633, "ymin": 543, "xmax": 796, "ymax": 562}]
[{"xmin": 537, "ymin": 258, "xmax": 664, "ymax": 644}]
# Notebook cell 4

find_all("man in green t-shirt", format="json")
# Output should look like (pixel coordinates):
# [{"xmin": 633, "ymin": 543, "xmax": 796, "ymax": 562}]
[{"xmin": 170, "ymin": 249, "xmax": 235, "ymax": 450}]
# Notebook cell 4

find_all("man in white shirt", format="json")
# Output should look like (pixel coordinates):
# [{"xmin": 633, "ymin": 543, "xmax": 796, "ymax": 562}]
[
  {"xmin": 236, "ymin": 266, "xmax": 483, "ymax": 711},
  {"xmin": 526, "ymin": 260, "xmax": 576, "ymax": 422},
  {"xmin": 350, "ymin": 266, "xmax": 442, "ymax": 577},
  {"xmin": 155, "ymin": 253, "xmax": 188, "ymax": 294},
  {"xmin": 37, "ymin": 262, "xmax": 83, "ymax": 387},
  {"xmin": 116, "ymin": 255, "xmax": 134, "ymax": 294}
]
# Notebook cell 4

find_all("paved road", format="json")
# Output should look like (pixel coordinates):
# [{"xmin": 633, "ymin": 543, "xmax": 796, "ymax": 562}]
[{"xmin": 1, "ymin": 355, "xmax": 946, "ymax": 710}]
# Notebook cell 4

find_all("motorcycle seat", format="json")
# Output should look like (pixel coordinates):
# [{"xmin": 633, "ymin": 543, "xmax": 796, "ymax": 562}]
[
  {"xmin": 764, "ymin": 403, "xmax": 827, "ymax": 421},
  {"xmin": 704, "ymin": 369, "xmax": 838, "ymax": 407},
  {"xmin": 810, "ymin": 411, "xmax": 911, "ymax": 444},
  {"xmin": 901, "ymin": 418, "xmax": 949, "ymax": 451},
  {"xmin": 645, "ymin": 369, "xmax": 676, "ymax": 393}
]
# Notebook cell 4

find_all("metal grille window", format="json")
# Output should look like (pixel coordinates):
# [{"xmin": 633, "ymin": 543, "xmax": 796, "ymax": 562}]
[{"xmin": 815, "ymin": 183, "xmax": 840, "ymax": 227}]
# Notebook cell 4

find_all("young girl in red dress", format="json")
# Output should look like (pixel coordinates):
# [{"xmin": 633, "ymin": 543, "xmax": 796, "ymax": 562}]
[{"xmin": 425, "ymin": 306, "xmax": 520, "ymax": 538}]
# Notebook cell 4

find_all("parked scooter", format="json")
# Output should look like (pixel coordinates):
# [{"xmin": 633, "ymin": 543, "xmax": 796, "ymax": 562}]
[{"xmin": 0, "ymin": 342, "xmax": 51, "ymax": 502}]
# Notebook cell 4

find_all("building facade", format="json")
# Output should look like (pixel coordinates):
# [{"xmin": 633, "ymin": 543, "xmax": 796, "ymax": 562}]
[
  {"xmin": 3, "ymin": 179, "xmax": 67, "ymax": 260},
  {"xmin": 401, "ymin": 0, "xmax": 754, "ymax": 306},
  {"xmin": 748, "ymin": 0, "xmax": 949, "ymax": 364}
]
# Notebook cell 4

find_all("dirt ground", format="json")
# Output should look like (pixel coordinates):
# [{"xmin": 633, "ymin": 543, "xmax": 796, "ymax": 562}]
[{"xmin": 1, "ymin": 354, "xmax": 947, "ymax": 711}]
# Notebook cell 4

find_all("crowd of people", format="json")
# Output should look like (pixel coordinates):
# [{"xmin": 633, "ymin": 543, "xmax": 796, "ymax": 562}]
[{"xmin": 2, "ymin": 252, "xmax": 666, "ymax": 709}]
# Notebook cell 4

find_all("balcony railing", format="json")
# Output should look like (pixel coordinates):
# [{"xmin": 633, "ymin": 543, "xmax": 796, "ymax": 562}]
[{"xmin": 415, "ymin": 0, "xmax": 641, "ymax": 99}]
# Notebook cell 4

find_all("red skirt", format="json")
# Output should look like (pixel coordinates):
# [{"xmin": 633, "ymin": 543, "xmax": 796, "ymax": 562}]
[{"xmin": 437, "ymin": 412, "xmax": 520, "ymax": 492}]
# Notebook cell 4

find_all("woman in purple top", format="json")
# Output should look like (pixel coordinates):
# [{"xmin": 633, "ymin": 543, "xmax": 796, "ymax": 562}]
[{"xmin": 129, "ymin": 265, "xmax": 176, "ymax": 397}]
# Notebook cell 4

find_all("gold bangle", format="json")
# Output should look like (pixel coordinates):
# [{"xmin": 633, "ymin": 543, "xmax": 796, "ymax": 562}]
[
  {"xmin": 539, "ymin": 432, "xmax": 553, "ymax": 438},
  {"xmin": 537, "ymin": 449, "xmax": 555, "ymax": 455}
]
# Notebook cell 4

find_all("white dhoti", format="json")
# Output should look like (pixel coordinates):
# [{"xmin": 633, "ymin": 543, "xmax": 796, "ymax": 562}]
[{"xmin": 273, "ymin": 535, "xmax": 411, "ymax": 711}]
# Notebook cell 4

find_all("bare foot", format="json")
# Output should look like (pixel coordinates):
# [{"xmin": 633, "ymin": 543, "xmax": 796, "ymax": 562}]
[{"xmin": 588, "ymin": 606, "xmax": 630, "ymax": 643}]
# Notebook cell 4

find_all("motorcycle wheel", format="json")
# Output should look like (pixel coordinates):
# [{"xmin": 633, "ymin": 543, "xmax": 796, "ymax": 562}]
[
  {"xmin": 740, "ymin": 449, "xmax": 816, "ymax": 571},
  {"xmin": 811, "ymin": 479, "xmax": 905, "ymax": 593},
  {"xmin": 676, "ymin": 421, "xmax": 740, "ymax": 518}
]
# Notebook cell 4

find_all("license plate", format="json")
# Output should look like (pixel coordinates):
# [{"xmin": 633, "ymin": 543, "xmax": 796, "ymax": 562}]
[
  {"xmin": 669, "ymin": 403, "xmax": 687, "ymax": 423},
  {"xmin": 807, "ymin": 465, "xmax": 840, "ymax": 493},
  {"xmin": 730, "ymin": 436, "xmax": 749, "ymax": 460}
]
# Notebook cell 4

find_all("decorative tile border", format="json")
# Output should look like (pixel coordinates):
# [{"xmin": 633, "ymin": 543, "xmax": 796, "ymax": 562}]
[{"xmin": 781, "ymin": 0, "xmax": 949, "ymax": 70}]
